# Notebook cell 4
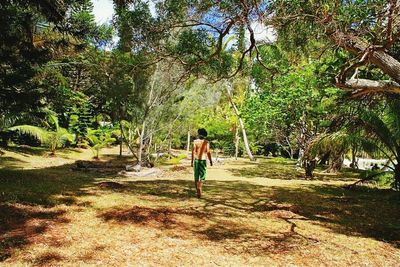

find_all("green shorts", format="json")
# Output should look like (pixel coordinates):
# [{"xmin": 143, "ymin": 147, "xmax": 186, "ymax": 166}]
[{"xmin": 194, "ymin": 159, "xmax": 207, "ymax": 181}]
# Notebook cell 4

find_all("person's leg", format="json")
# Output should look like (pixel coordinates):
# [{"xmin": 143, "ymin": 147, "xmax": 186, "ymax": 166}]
[
  {"xmin": 198, "ymin": 160, "xmax": 207, "ymax": 198},
  {"xmin": 196, "ymin": 182, "xmax": 201, "ymax": 197},
  {"xmin": 194, "ymin": 160, "xmax": 201, "ymax": 197},
  {"xmin": 198, "ymin": 181, "xmax": 203, "ymax": 197}
]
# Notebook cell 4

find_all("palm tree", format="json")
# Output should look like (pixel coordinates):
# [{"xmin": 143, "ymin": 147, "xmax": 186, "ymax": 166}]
[
  {"xmin": 308, "ymin": 99, "xmax": 400, "ymax": 189},
  {"xmin": 353, "ymin": 99, "xmax": 400, "ymax": 189},
  {"xmin": 9, "ymin": 113, "xmax": 74, "ymax": 156},
  {"xmin": 307, "ymin": 131, "xmax": 366, "ymax": 173},
  {"xmin": 86, "ymin": 128, "xmax": 116, "ymax": 159}
]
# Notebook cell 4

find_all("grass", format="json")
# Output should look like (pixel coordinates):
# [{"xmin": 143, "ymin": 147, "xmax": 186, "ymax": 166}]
[
  {"xmin": 0, "ymin": 147, "xmax": 399, "ymax": 266},
  {"xmin": 157, "ymin": 153, "xmax": 188, "ymax": 165}
]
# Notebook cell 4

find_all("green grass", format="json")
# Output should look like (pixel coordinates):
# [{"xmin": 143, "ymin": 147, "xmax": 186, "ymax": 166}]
[{"xmin": 158, "ymin": 153, "xmax": 187, "ymax": 165}]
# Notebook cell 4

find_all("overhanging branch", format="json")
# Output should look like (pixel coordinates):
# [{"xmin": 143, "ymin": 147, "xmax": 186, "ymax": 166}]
[{"xmin": 336, "ymin": 78, "xmax": 400, "ymax": 97}]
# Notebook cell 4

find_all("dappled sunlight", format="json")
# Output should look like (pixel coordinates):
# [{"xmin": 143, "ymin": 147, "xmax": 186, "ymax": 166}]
[
  {"xmin": 0, "ymin": 204, "xmax": 69, "ymax": 261},
  {"xmin": 0, "ymin": 149, "xmax": 399, "ymax": 265}
]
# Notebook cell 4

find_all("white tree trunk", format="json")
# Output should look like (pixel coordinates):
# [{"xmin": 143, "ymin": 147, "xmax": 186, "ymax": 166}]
[
  {"xmin": 137, "ymin": 63, "xmax": 158, "ymax": 167},
  {"xmin": 186, "ymin": 129, "xmax": 191, "ymax": 158},
  {"xmin": 137, "ymin": 120, "xmax": 146, "ymax": 166},
  {"xmin": 234, "ymin": 123, "xmax": 240, "ymax": 160},
  {"xmin": 147, "ymin": 133, "xmax": 152, "ymax": 156},
  {"xmin": 226, "ymin": 82, "xmax": 255, "ymax": 161}
]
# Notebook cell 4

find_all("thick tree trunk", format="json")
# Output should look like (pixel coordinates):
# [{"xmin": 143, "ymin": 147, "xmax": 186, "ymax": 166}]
[
  {"xmin": 226, "ymin": 82, "xmax": 255, "ymax": 161},
  {"xmin": 340, "ymin": 79, "xmax": 400, "ymax": 96},
  {"xmin": 330, "ymin": 31, "xmax": 400, "ymax": 94},
  {"xmin": 234, "ymin": 124, "xmax": 240, "ymax": 160},
  {"xmin": 304, "ymin": 159, "xmax": 316, "ymax": 178}
]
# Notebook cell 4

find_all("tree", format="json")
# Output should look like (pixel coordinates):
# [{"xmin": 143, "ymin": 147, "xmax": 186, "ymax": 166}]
[
  {"xmin": 86, "ymin": 128, "xmax": 116, "ymax": 159},
  {"xmin": 351, "ymin": 98, "xmax": 400, "ymax": 189},
  {"xmin": 226, "ymin": 81, "xmax": 255, "ymax": 161},
  {"xmin": 272, "ymin": 0, "xmax": 400, "ymax": 96},
  {"xmin": 0, "ymin": 0, "xmax": 102, "ymax": 115}
]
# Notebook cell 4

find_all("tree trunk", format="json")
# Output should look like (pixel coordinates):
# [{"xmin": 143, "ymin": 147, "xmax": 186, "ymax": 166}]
[
  {"xmin": 119, "ymin": 121, "xmax": 123, "ymax": 157},
  {"xmin": 120, "ymin": 125, "xmax": 138, "ymax": 159},
  {"xmin": 137, "ymin": 121, "xmax": 146, "ymax": 166},
  {"xmin": 328, "ymin": 153, "xmax": 344, "ymax": 173},
  {"xmin": 226, "ymin": 82, "xmax": 255, "ymax": 161},
  {"xmin": 186, "ymin": 129, "xmax": 191, "ymax": 158},
  {"xmin": 297, "ymin": 148, "xmax": 304, "ymax": 167},
  {"xmin": 394, "ymin": 164, "xmax": 400, "ymax": 190},
  {"xmin": 304, "ymin": 159, "xmax": 316, "ymax": 178},
  {"xmin": 146, "ymin": 132, "xmax": 152, "ymax": 160},
  {"xmin": 136, "ymin": 62, "xmax": 157, "ymax": 167},
  {"xmin": 234, "ymin": 123, "xmax": 240, "ymax": 160},
  {"xmin": 351, "ymin": 148, "xmax": 358, "ymax": 169}
]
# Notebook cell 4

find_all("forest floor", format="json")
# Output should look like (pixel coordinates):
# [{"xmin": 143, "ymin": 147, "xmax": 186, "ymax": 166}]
[{"xmin": 0, "ymin": 146, "xmax": 400, "ymax": 266}]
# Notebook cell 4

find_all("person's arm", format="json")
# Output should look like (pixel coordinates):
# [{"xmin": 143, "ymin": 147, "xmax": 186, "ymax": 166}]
[
  {"xmin": 191, "ymin": 143, "xmax": 194, "ymax": 167},
  {"xmin": 207, "ymin": 142, "xmax": 213, "ymax": 166}
]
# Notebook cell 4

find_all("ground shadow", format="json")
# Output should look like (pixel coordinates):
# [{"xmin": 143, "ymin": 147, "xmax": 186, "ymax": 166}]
[
  {"xmin": 0, "ymin": 204, "xmax": 69, "ymax": 261},
  {"xmin": 98, "ymin": 179, "xmax": 400, "ymax": 250},
  {"xmin": 0, "ymin": 156, "xmax": 28, "ymax": 169},
  {"xmin": 0, "ymin": 159, "xmax": 122, "ymax": 262}
]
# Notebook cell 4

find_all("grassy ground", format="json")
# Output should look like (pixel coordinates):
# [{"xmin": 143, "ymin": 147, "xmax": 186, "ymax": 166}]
[{"xmin": 0, "ymin": 147, "xmax": 399, "ymax": 266}]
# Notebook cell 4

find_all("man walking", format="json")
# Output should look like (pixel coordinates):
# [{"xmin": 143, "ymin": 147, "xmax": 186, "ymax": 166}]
[{"xmin": 191, "ymin": 128, "xmax": 213, "ymax": 198}]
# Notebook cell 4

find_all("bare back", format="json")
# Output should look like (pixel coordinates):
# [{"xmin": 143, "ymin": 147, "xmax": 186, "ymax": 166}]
[{"xmin": 192, "ymin": 139, "xmax": 209, "ymax": 160}]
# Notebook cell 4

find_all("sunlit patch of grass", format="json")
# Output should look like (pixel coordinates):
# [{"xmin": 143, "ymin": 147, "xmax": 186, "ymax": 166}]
[{"xmin": 158, "ymin": 153, "xmax": 187, "ymax": 165}]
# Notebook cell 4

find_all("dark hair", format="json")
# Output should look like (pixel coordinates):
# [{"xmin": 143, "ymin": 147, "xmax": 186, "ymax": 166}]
[{"xmin": 197, "ymin": 128, "xmax": 208, "ymax": 139}]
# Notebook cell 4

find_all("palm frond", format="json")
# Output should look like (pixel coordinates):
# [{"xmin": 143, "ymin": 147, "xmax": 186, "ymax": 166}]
[
  {"xmin": 43, "ymin": 109, "xmax": 59, "ymax": 130},
  {"xmin": 9, "ymin": 125, "xmax": 49, "ymax": 143},
  {"xmin": 0, "ymin": 114, "xmax": 19, "ymax": 131},
  {"xmin": 359, "ymin": 110, "xmax": 398, "ymax": 157}
]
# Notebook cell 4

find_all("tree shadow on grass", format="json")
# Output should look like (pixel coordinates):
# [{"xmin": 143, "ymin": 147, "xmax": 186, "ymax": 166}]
[
  {"xmin": 0, "ymin": 160, "xmax": 121, "ymax": 262},
  {"xmin": 98, "ymin": 179, "xmax": 400, "ymax": 253},
  {"xmin": 0, "ymin": 204, "xmax": 69, "ymax": 261},
  {"xmin": 0, "ymin": 157, "xmax": 27, "ymax": 170}
]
